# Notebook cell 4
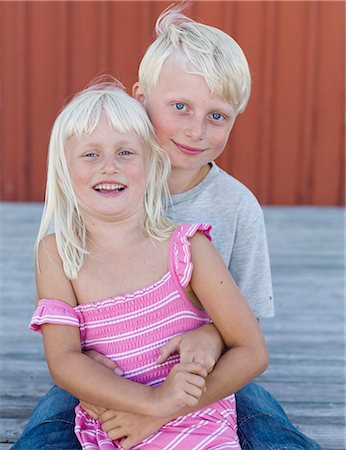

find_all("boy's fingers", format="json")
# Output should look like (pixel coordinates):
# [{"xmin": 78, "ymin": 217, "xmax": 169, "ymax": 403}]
[
  {"xmin": 121, "ymin": 436, "xmax": 136, "ymax": 450},
  {"xmin": 100, "ymin": 409, "xmax": 117, "ymax": 424},
  {"xmin": 179, "ymin": 348, "xmax": 194, "ymax": 364},
  {"xmin": 84, "ymin": 350, "xmax": 117, "ymax": 371},
  {"xmin": 157, "ymin": 336, "xmax": 181, "ymax": 364},
  {"xmin": 187, "ymin": 351, "xmax": 215, "ymax": 373},
  {"xmin": 80, "ymin": 401, "xmax": 105, "ymax": 419}
]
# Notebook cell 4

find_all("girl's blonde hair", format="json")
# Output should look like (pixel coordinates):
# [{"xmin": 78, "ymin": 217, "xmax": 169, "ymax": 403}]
[
  {"xmin": 138, "ymin": 4, "xmax": 251, "ymax": 114},
  {"xmin": 36, "ymin": 80, "xmax": 174, "ymax": 279}
]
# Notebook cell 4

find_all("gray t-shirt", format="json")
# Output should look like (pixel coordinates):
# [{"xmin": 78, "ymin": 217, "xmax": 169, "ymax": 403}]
[{"xmin": 167, "ymin": 162, "xmax": 274, "ymax": 319}]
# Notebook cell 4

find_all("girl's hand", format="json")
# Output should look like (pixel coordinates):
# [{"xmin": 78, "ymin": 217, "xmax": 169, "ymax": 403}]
[
  {"xmin": 101, "ymin": 410, "xmax": 166, "ymax": 449},
  {"xmin": 157, "ymin": 324, "xmax": 224, "ymax": 374},
  {"xmin": 151, "ymin": 362, "xmax": 207, "ymax": 417}
]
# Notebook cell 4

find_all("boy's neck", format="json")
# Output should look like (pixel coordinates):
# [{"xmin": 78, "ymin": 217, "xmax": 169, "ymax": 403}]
[{"xmin": 168, "ymin": 164, "xmax": 211, "ymax": 194}]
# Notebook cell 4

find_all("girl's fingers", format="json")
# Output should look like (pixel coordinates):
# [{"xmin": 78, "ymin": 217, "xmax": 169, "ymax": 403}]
[
  {"xmin": 184, "ymin": 382, "xmax": 204, "ymax": 399},
  {"xmin": 178, "ymin": 362, "xmax": 208, "ymax": 379}
]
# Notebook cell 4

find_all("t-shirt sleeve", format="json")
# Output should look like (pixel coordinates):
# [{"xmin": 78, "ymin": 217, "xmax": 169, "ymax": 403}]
[
  {"xmin": 230, "ymin": 211, "xmax": 275, "ymax": 319},
  {"xmin": 29, "ymin": 299, "xmax": 80, "ymax": 333},
  {"xmin": 171, "ymin": 223, "xmax": 212, "ymax": 288}
]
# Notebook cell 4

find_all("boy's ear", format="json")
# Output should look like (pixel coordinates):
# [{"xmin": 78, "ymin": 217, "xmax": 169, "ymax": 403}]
[{"xmin": 132, "ymin": 82, "xmax": 145, "ymax": 105}]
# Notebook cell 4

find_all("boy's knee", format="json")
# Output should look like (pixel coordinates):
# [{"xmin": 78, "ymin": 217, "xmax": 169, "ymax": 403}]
[
  {"xmin": 12, "ymin": 415, "xmax": 80, "ymax": 450},
  {"xmin": 236, "ymin": 382, "xmax": 287, "ymax": 418}
]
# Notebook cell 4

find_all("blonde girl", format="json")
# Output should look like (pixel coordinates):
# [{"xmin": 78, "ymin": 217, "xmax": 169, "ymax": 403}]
[{"xmin": 30, "ymin": 81, "xmax": 268, "ymax": 449}]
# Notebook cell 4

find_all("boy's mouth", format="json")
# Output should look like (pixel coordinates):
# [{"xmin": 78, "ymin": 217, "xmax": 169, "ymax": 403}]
[
  {"xmin": 93, "ymin": 182, "xmax": 126, "ymax": 196},
  {"xmin": 172, "ymin": 140, "xmax": 205, "ymax": 155}
]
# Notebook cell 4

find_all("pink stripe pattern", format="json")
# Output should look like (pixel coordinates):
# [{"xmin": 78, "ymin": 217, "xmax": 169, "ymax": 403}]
[{"xmin": 30, "ymin": 224, "xmax": 240, "ymax": 449}]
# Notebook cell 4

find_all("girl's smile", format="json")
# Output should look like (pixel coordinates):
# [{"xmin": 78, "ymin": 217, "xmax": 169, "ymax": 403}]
[{"xmin": 93, "ymin": 181, "xmax": 126, "ymax": 197}]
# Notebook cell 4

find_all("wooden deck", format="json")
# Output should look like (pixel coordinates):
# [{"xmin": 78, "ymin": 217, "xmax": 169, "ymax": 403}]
[{"xmin": 0, "ymin": 203, "xmax": 344, "ymax": 449}]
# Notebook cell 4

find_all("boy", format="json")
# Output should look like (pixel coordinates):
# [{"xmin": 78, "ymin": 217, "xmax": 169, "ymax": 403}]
[{"xmin": 13, "ymin": 6, "xmax": 322, "ymax": 450}]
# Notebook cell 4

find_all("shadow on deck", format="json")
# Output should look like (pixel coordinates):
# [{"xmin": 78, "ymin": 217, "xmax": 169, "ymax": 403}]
[{"xmin": 0, "ymin": 203, "xmax": 344, "ymax": 449}]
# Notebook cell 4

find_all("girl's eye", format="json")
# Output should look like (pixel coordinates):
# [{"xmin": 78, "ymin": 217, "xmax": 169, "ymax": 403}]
[
  {"xmin": 84, "ymin": 151, "xmax": 98, "ymax": 157},
  {"xmin": 173, "ymin": 102, "xmax": 187, "ymax": 111},
  {"xmin": 211, "ymin": 113, "xmax": 225, "ymax": 121},
  {"xmin": 119, "ymin": 149, "xmax": 133, "ymax": 156}
]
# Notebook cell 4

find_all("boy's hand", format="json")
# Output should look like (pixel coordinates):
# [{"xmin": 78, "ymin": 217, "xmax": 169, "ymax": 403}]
[
  {"xmin": 151, "ymin": 362, "xmax": 207, "ymax": 417},
  {"xmin": 157, "ymin": 324, "xmax": 224, "ymax": 374},
  {"xmin": 83, "ymin": 349, "xmax": 117, "ymax": 371},
  {"xmin": 101, "ymin": 410, "xmax": 166, "ymax": 449},
  {"xmin": 80, "ymin": 400, "xmax": 106, "ymax": 420}
]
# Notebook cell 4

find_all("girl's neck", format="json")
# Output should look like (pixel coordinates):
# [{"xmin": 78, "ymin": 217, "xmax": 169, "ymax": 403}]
[
  {"xmin": 84, "ymin": 213, "xmax": 146, "ymax": 248},
  {"xmin": 168, "ymin": 164, "xmax": 211, "ymax": 194}
]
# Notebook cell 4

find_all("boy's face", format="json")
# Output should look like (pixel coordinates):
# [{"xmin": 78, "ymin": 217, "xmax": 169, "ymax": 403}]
[{"xmin": 133, "ymin": 57, "xmax": 236, "ymax": 182}]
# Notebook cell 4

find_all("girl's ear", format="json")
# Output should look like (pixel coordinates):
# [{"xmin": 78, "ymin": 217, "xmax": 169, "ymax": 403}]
[{"xmin": 132, "ymin": 82, "xmax": 145, "ymax": 105}]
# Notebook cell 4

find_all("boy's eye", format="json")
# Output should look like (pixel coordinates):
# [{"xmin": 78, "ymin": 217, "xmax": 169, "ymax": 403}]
[
  {"xmin": 211, "ymin": 113, "xmax": 224, "ymax": 121},
  {"xmin": 173, "ymin": 102, "xmax": 187, "ymax": 111}
]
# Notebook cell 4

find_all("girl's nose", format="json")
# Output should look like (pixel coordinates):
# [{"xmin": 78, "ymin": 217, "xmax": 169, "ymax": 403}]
[{"xmin": 101, "ymin": 155, "xmax": 119, "ymax": 174}]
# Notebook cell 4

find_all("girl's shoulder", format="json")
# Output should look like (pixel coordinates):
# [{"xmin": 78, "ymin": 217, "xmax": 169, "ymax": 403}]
[
  {"xmin": 170, "ymin": 223, "xmax": 213, "ymax": 288},
  {"xmin": 171, "ymin": 223, "xmax": 212, "ymax": 243},
  {"xmin": 37, "ymin": 233, "xmax": 59, "ymax": 260},
  {"xmin": 36, "ymin": 233, "xmax": 77, "ymax": 307}
]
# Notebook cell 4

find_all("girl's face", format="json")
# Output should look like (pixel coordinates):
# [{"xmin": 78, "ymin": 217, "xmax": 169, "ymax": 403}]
[{"xmin": 64, "ymin": 115, "xmax": 148, "ymax": 222}]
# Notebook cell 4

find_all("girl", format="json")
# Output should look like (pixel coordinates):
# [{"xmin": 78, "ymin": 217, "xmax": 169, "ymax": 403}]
[{"xmin": 30, "ymin": 81, "xmax": 268, "ymax": 449}]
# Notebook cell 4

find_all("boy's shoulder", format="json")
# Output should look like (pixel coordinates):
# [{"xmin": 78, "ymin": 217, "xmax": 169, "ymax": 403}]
[
  {"xmin": 202, "ymin": 163, "xmax": 263, "ymax": 214},
  {"xmin": 170, "ymin": 163, "xmax": 264, "ymax": 226}
]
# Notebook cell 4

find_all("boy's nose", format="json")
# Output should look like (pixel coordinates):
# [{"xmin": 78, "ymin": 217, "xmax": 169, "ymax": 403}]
[{"xmin": 185, "ymin": 117, "xmax": 204, "ymax": 142}]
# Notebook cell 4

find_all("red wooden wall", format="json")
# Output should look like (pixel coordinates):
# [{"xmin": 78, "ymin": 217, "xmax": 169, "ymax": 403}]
[{"xmin": 1, "ymin": 1, "xmax": 344, "ymax": 205}]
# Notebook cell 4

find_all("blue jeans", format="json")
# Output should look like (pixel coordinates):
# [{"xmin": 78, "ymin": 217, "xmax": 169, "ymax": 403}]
[
  {"xmin": 12, "ymin": 383, "xmax": 323, "ymax": 449},
  {"xmin": 236, "ymin": 383, "xmax": 323, "ymax": 449}
]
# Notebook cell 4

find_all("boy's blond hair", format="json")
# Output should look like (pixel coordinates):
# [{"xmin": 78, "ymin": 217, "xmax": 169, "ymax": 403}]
[
  {"xmin": 36, "ymin": 81, "xmax": 174, "ymax": 280},
  {"xmin": 138, "ymin": 5, "xmax": 251, "ymax": 114}
]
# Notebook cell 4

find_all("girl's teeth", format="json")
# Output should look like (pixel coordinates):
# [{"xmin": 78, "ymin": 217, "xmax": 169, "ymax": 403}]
[{"xmin": 95, "ymin": 183, "xmax": 125, "ymax": 191}]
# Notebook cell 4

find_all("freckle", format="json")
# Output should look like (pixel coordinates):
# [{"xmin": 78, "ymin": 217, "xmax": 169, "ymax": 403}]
[{"xmin": 220, "ymin": 280, "xmax": 223, "ymax": 284}]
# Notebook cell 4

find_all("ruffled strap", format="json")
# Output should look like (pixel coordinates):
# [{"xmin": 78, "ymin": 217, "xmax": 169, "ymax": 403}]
[
  {"xmin": 30, "ymin": 299, "xmax": 80, "ymax": 333},
  {"xmin": 169, "ymin": 223, "xmax": 212, "ymax": 288}
]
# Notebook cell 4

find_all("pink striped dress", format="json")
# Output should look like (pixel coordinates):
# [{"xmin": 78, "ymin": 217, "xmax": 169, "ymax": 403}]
[{"xmin": 30, "ymin": 224, "xmax": 240, "ymax": 449}]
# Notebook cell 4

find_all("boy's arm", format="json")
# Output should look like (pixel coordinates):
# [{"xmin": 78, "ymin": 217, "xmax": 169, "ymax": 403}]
[{"xmin": 230, "ymin": 210, "xmax": 274, "ymax": 319}]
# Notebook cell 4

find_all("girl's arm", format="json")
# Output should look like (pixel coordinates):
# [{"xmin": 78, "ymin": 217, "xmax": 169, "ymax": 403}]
[
  {"xmin": 36, "ymin": 235, "xmax": 206, "ymax": 417},
  {"xmin": 182, "ymin": 231, "xmax": 269, "ymax": 403}
]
